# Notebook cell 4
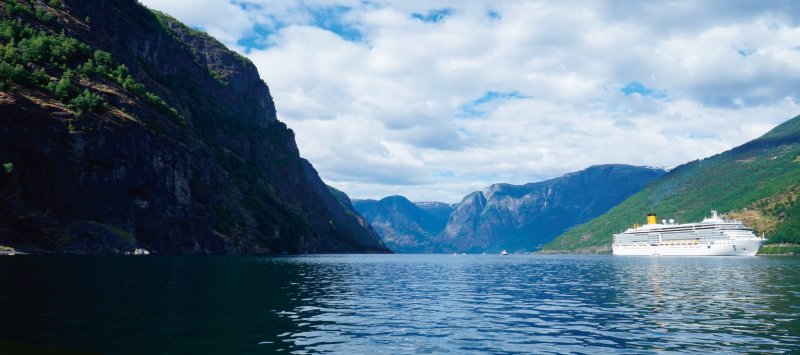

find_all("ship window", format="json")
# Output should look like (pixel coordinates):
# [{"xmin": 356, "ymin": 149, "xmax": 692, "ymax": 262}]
[{"xmin": 707, "ymin": 245, "xmax": 711, "ymax": 249}]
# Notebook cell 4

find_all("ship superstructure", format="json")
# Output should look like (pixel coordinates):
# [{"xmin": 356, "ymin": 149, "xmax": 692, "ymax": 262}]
[{"xmin": 612, "ymin": 211, "xmax": 766, "ymax": 256}]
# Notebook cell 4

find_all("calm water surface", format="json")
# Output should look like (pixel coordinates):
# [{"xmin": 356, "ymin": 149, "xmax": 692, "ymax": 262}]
[{"xmin": 1, "ymin": 254, "xmax": 799, "ymax": 353}]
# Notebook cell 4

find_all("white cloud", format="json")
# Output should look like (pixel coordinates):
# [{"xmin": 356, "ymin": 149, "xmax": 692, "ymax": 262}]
[{"xmin": 139, "ymin": 0, "xmax": 800, "ymax": 202}]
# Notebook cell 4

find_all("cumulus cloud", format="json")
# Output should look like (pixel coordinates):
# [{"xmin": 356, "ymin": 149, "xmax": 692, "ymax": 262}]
[{"xmin": 140, "ymin": 0, "xmax": 800, "ymax": 202}]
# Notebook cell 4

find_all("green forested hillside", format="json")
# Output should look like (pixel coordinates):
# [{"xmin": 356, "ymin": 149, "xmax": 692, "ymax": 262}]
[{"xmin": 542, "ymin": 115, "xmax": 800, "ymax": 253}]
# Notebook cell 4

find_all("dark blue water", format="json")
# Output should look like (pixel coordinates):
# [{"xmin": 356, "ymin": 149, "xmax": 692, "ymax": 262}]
[{"xmin": 1, "ymin": 254, "xmax": 799, "ymax": 353}]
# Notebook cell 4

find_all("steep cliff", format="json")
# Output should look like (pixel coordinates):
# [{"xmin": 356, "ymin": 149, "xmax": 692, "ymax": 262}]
[{"xmin": 0, "ymin": 0, "xmax": 389, "ymax": 254}]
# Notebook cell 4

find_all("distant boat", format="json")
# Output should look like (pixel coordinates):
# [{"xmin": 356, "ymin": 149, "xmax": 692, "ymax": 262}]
[{"xmin": 501, "ymin": 250, "xmax": 508, "ymax": 255}]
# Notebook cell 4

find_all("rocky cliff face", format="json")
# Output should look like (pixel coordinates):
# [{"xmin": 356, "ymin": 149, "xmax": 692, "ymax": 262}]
[
  {"xmin": 434, "ymin": 165, "xmax": 666, "ymax": 253},
  {"xmin": 355, "ymin": 165, "xmax": 665, "ymax": 253},
  {"xmin": 353, "ymin": 196, "xmax": 453, "ymax": 253},
  {"xmin": 0, "ymin": 0, "xmax": 388, "ymax": 254}
]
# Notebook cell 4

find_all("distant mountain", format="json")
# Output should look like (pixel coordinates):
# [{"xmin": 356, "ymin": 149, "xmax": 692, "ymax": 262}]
[
  {"xmin": 355, "ymin": 165, "xmax": 666, "ymax": 253},
  {"xmin": 543, "ymin": 115, "xmax": 800, "ymax": 253},
  {"xmin": 0, "ymin": 0, "xmax": 388, "ymax": 254},
  {"xmin": 434, "ymin": 165, "xmax": 666, "ymax": 253},
  {"xmin": 352, "ymin": 196, "xmax": 453, "ymax": 253}
]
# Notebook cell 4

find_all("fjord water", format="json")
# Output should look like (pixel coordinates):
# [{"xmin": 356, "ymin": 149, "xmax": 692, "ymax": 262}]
[{"xmin": 1, "ymin": 255, "xmax": 799, "ymax": 353}]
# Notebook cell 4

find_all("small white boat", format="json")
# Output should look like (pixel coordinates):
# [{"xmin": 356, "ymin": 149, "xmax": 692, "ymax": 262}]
[{"xmin": 501, "ymin": 250, "xmax": 508, "ymax": 255}]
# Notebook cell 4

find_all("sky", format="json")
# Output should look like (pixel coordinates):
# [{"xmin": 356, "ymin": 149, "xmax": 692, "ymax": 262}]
[{"xmin": 139, "ymin": 0, "xmax": 800, "ymax": 203}]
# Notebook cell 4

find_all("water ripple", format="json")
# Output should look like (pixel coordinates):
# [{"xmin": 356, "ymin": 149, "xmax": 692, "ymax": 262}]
[
  {"xmin": 269, "ymin": 255, "xmax": 800, "ymax": 354},
  {"xmin": 1, "ymin": 254, "xmax": 799, "ymax": 353}
]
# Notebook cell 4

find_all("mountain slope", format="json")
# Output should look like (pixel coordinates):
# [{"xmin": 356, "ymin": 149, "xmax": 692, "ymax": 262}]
[
  {"xmin": 355, "ymin": 165, "xmax": 665, "ymax": 253},
  {"xmin": 433, "ymin": 164, "xmax": 666, "ymax": 253},
  {"xmin": 352, "ymin": 196, "xmax": 453, "ymax": 253},
  {"xmin": 0, "ymin": 0, "xmax": 388, "ymax": 254},
  {"xmin": 543, "ymin": 115, "xmax": 800, "ymax": 253}
]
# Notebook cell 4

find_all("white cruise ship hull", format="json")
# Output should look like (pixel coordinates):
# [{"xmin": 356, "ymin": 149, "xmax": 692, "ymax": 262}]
[{"xmin": 613, "ymin": 238, "xmax": 765, "ymax": 256}]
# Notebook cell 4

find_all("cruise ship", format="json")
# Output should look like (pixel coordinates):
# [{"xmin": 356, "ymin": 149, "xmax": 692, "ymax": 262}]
[{"xmin": 612, "ymin": 211, "xmax": 766, "ymax": 256}]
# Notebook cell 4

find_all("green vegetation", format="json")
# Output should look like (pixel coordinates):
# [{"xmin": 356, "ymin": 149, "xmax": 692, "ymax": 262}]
[
  {"xmin": 0, "ymin": 7, "xmax": 183, "ymax": 123},
  {"xmin": 543, "ymin": 115, "xmax": 800, "ymax": 252},
  {"xmin": 759, "ymin": 244, "xmax": 800, "ymax": 255},
  {"xmin": 47, "ymin": 69, "xmax": 78, "ymax": 100},
  {"xmin": 3, "ymin": 162, "xmax": 12, "ymax": 173},
  {"xmin": 5, "ymin": 0, "xmax": 55, "ymax": 23},
  {"xmin": 0, "ymin": 62, "xmax": 27, "ymax": 89},
  {"xmin": 0, "ymin": 17, "xmax": 108, "ymax": 113},
  {"xmin": 5, "ymin": 0, "xmax": 33, "ymax": 18},
  {"xmin": 68, "ymin": 89, "xmax": 103, "ymax": 115}
]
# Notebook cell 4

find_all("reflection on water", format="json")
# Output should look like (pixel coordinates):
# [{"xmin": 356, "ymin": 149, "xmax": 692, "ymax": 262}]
[
  {"xmin": 608, "ymin": 257, "xmax": 800, "ymax": 352},
  {"xmin": 1, "ymin": 255, "xmax": 799, "ymax": 353},
  {"xmin": 272, "ymin": 255, "xmax": 800, "ymax": 354}
]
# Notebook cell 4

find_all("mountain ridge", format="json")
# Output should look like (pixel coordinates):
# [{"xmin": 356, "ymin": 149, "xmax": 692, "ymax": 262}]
[
  {"xmin": 543, "ymin": 114, "xmax": 800, "ymax": 253},
  {"xmin": 352, "ymin": 195, "xmax": 452, "ymax": 253},
  {"xmin": 354, "ymin": 164, "xmax": 666, "ymax": 253},
  {"xmin": 434, "ymin": 164, "xmax": 667, "ymax": 253}
]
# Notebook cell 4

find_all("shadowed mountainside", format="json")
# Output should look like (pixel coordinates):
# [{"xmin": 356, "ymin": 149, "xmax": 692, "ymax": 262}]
[{"xmin": 0, "ymin": 0, "xmax": 388, "ymax": 254}]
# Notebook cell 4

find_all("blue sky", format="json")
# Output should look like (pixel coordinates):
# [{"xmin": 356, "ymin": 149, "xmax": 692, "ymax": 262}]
[{"xmin": 140, "ymin": 0, "xmax": 800, "ymax": 202}]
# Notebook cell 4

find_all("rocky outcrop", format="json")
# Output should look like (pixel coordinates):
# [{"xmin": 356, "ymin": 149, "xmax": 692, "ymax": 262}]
[{"xmin": 0, "ymin": 0, "xmax": 389, "ymax": 254}]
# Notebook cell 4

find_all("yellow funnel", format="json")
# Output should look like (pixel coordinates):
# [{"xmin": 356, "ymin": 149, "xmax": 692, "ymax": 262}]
[{"xmin": 646, "ymin": 213, "xmax": 657, "ymax": 225}]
